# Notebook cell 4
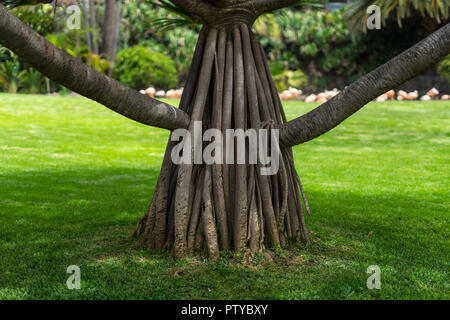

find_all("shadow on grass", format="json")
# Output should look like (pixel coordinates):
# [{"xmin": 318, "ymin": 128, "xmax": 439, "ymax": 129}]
[{"xmin": 0, "ymin": 168, "xmax": 448, "ymax": 299}]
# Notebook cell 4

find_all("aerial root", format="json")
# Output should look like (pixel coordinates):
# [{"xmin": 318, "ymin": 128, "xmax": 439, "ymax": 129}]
[{"xmin": 134, "ymin": 24, "xmax": 309, "ymax": 258}]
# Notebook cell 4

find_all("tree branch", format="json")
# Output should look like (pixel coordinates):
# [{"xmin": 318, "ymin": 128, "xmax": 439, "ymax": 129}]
[
  {"xmin": 0, "ymin": 4, "xmax": 190, "ymax": 131},
  {"xmin": 169, "ymin": 0, "xmax": 215, "ymax": 17},
  {"xmin": 279, "ymin": 23, "xmax": 450, "ymax": 148},
  {"xmin": 253, "ymin": 0, "xmax": 299, "ymax": 13}
]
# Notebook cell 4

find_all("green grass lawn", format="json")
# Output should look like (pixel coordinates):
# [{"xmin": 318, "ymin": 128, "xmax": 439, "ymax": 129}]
[{"xmin": 0, "ymin": 93, "xmax": 448, "ymax": 299}]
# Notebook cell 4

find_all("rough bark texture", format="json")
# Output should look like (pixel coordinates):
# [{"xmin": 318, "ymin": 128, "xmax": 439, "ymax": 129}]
[
  {"xmin": 0, "ymin": 3, "xmax": 190, "ymax": 131},
  {"xmin": 134, "ymin": 23, "xmax": 309, "ymax": 259}
]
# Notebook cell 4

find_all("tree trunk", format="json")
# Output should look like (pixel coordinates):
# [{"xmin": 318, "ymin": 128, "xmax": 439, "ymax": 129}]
[
  {"xmin": 134, "ymin": 23, "xmax": 309, "ymax": 259},
  {"xmin": 0, "ymin": 3, "xmax": 190, "ymax": 130},
  {"xmin": 107, "ymin": 0, "xmax": 121, "ymax": 77},
  {"xmin": 1, "ymin": 0, "xmax": 448, "ymax": 260},
  {"xmin": 102, "ymin": 0, "xmax": 116, "ymax": 60},
  {"xmin": 102, "ymin": 0, "xmax": 121, "ymax": 77}
]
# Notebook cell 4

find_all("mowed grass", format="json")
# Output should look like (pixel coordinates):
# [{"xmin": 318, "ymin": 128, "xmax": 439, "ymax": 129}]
[{"xmin": 0, "ymin": 93, "xmax": 448, "ymax": 300}]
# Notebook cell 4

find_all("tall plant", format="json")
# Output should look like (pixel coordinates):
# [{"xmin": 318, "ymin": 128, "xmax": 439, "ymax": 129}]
[
  {"xmin": 0, "ymin": 0, "xmax": 448, "ymax": 259},
  {"xmin": 0, "ymin": 56, "xmax": 26, "ymax": 93}
]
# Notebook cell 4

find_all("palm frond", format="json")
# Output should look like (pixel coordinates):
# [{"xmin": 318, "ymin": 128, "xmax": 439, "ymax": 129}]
[
  {"xmin": 264, "ymin": 0, "xmax": 325, "ymax": 18},
  {"xmin": 151, "ymin": 17, "xmax": 195, "ymax": 33},
  {"xmin": 145, "ymin": 0, "xmax": 197, "ymax": 32}
]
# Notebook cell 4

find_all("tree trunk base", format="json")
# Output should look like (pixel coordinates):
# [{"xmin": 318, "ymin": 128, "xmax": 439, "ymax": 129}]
[{"xmin": 134, "ymin": 24, "xmax": 309, "ymax": 259}]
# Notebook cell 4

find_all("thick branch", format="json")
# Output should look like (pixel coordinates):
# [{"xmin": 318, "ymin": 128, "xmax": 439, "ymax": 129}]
[
  {"xmin": 253, "ymin": 0, "xmax": 299, "ymax": 13},
  {"xmin": 280, "ymin": 23, "xmax": 450, "ymax": 148},
  {"xmin": 0, "ymin": 4, "xmax": 190, "ymax": 131}
]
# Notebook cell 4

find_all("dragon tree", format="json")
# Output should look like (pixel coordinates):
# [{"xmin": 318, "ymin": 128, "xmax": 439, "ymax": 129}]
[{"xmin": 0, "ymin": 0, "xmax": 449, "ymax": 259}]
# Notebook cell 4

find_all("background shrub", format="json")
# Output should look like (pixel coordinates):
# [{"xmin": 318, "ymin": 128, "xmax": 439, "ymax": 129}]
[
  {"xmin": 120, "ymin": 2, "xmax": 200, "ymax": 85},
  {"xmin": 437, "ymin": 55, "xmax": 450, "ymax": 80},
  {"xmin": 113, "ymin": 46, "xmax": 177, "ymax": 90}
]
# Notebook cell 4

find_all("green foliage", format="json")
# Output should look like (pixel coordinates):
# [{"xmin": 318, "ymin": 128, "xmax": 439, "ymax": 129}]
[
  {"xmin": 46, "ymin": 32, "xmax": 88, "ymax": 57},
  {"xmin": 257, "ymin": 9, "xmax": 366, "ymax": 90},
  {"xmin": 83, "ymin": 52, "xmax": 112, "ymax": 74},
  {"xmin": 0, "ymin": 46, "xmax": 13, "ymax": 63},
  {"xmin": 45, "ymin": 32, "xmax": 111, "ymax": 74},
  {"xmin": 2, "ymin": 0, "xmax": 447, "ymax": 94},
  {"xmin": 146, "ymin": 0, "xmax": 197, "ymax": 31},
  {"xmin": 0, "ymin": 48, "xmax": 47, "ymax": 94},
  {"xmin": 11, "ymin": 4, "xmax": 54, "ymax": 35},
  {"xmin": 437, "ymin": 54, "xmax": 450, "ymax": 80},
  {"xmin": 0, "ymin": 4, "xmax": 54, "ymax": 95},
  {"xmin": 257, "ymin": 7, "xmax": 443, "ymax": 91},
  {"xmin": 137, "ymin": 27, "xmax": 199, "ymax": 84},
  {"xmin": 273, "ymin": 70, "xmax": 308, "ymax": 91},
  {"xmin": 143, "ymin": 0, "xmax": 325, "ymax": 32},
  {"xmin": 113, "ymin": 46, "xmax": 177, "ymax": 90}
]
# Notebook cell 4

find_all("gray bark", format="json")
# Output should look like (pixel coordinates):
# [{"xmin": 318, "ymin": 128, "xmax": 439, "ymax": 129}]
[
  {"xmin": 107, "ymin": 0, "xmax": 121, "ymax": 77},
  {"xmin": 0, "ymin": 3, "xmax": 190, "ymax": 131},
  {"xmin": 81, "ymin": 0, "xmax": 92, "ymax": 52},
  {"xmin": 89, "ymin": 0, "xmax": 99, "ymax": 54}
]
